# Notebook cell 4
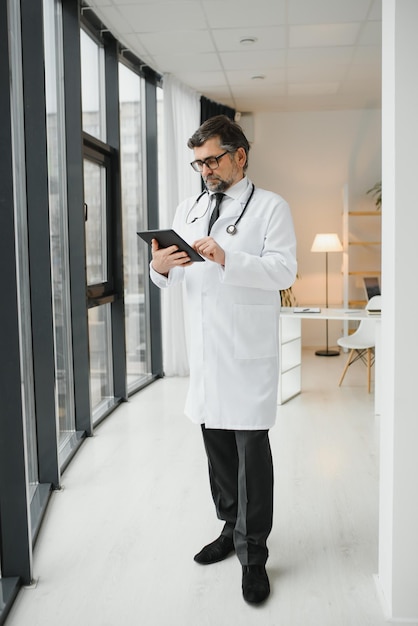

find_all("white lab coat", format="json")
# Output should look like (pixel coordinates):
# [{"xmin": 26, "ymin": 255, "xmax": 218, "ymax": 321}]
[{"xmin": 151, "ymin": 178, "xmax": 297, "ymax": 430}]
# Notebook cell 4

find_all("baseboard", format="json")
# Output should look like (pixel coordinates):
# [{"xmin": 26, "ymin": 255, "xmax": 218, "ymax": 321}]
[{"xmin": 374, "ymin": 574, "xmax": 418, "ymax": 625}]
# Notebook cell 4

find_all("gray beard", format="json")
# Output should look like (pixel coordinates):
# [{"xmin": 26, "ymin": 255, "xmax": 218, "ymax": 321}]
[{"xmin": 205, "ymin": 177, "xmax": 232, "ymax": 193}]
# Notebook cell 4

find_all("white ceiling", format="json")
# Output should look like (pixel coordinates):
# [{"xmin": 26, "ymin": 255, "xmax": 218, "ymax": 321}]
[{"xmin": 84, "ymin": 0, "xmax": 382, "ymax": 113}]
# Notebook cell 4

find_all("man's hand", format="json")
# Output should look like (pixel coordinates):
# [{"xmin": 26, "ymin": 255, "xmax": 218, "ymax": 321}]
[
  {"xmin": 151, "ymin": 239, "xmax": 193, "ymax": 276},
  {"xmin": 193, "ymin": 237, "xmax": 225, "ymax": 266}
]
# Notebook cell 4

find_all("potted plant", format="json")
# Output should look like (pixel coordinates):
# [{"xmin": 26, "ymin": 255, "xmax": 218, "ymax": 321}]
[{"xmin": 367, "ymin": 181, "xmax": 382, "ymax": 210}]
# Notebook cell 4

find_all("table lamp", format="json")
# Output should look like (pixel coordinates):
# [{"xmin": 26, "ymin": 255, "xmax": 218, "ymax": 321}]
[{"xmin": 311, "ymin": 233, "xmax": 343, "ymax": 356}]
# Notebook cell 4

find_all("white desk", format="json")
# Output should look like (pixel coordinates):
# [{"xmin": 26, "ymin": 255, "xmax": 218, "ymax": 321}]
[{"xmin": 278, "ymin": 307, "xmax": 381, "ymax": 413}]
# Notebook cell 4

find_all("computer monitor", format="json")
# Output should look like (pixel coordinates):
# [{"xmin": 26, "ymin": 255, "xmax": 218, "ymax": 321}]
[{"xmin": 363, "ymin": 276, "xmax": 381, "ymax": 300}]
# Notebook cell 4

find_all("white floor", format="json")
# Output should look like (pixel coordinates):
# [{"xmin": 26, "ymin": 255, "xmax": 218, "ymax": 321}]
[{"xmin": 6, "ymin": 349, "xmax": 386, "ymax": 626}]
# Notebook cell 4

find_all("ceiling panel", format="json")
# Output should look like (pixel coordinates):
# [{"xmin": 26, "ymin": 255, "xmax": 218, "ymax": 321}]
[
  {"xmin": 287, "ymin": 46, "xmax": 355, "ymax": 65},
  {"xmin": 151, "ymin": 52, "xmax": 222, "ymax": 73},
  {"xmin": 219, "ymin": 50, "xmax": 287, "ymax": 71},
  {"xmin": 225, "ymin": 68, "xmax": 287, "ymax": 83},
  {"xmin": 202, "ymin": 0, "xmax": 287, "ymax": 29},
  {"xmin": 288, "ymin": 0, "xmax": 372, "ymax": 24},
  {"xmin": 137, "ymin": 30, "xmax": 213, "ymax": 55},
  {"xmin": 287, "ymin": 65, "xmax": 346, "ymax": 83},
  {"xmin": 121, "ymin": 2, "xmax": 206, "ymax": 32},
  {"xmin": 289, "ymin": 23, "xmax": 362, "ymax": 48},
  {"xmin": 174, "ymin": 71, "xmax": 228, "ymax": 88},
  {"xmin": 211, "ymin": 26, "xmax": 286, "ymax": 52}
]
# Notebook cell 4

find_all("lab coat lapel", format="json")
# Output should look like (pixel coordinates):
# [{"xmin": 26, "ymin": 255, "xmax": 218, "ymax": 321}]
[{"xmin": 219, "ymin": 196, "xmax": 242, "ymax": 221}]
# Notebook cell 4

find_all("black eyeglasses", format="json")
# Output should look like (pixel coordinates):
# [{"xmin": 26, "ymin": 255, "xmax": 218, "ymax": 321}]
[{"xmin": 190, "ymin": 151, "xmax": 229, "ymax": 172}]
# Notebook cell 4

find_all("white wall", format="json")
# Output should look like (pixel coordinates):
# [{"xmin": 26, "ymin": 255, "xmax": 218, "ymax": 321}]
[
  {"xmin": 377, "ymin": 0, "xmax": 418, "ymax": 621},
  {"xmin": 247, "ymin": 109, "xmax": 381, "ymax": 347}
]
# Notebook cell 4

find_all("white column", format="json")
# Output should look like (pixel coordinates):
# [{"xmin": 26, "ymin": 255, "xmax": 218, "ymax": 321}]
[{"xmin": 378, "ymin": 0, "xmax": 418, "ymax": 621}]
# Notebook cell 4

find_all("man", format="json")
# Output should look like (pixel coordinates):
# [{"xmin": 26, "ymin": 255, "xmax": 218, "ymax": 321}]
[{"xmin": 150, "ymin": 115, "xmax": 297, "ymax": 604}]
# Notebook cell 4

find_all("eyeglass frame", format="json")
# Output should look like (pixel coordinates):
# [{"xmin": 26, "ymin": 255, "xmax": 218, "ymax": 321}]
[{"xmin": 190, "ymin": 150, "xmax": 230, "ymax": 172}]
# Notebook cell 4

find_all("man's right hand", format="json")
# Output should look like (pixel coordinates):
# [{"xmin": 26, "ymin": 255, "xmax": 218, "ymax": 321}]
[{"xmin": 151, "ymin": 238, "xmax": 193, "ymax": 276}]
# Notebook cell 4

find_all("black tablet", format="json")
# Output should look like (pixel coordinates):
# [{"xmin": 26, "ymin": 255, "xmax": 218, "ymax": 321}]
[{"xmin": 137, "ymin": 229, "xmax": 205, "ymax": 262}]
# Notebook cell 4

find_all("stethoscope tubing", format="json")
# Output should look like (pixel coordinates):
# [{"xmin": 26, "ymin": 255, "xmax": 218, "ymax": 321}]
[
  {"xmin": 227, "ymin": 183, "xmax": 255, "ymax": 235},
  {"xmin": 186, "ymin": 183, "xmax": 256, "ymax": 235}
]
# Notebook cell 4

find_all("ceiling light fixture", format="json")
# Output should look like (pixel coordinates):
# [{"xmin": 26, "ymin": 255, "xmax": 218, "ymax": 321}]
[{"xmin": 240, "ymin": 37, "xmax": 257, "ymax": 46}]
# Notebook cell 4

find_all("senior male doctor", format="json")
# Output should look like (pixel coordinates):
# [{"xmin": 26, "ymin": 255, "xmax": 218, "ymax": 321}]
[{"xmin": 150, "ymin": 115, "xmax": 297, "ymax": 604}]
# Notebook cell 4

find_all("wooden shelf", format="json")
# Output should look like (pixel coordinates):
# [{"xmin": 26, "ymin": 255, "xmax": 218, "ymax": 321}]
[
  {"xmin": 348, "ymin": 211, "xmax": 381, "ymax": 216},
  {"xmin": 349, "ymin": 241, "xmax": 381, "ymax": 246},
  {"xmin": 348, "ymin": 270, "xmax": 381, "ymax": 276}
]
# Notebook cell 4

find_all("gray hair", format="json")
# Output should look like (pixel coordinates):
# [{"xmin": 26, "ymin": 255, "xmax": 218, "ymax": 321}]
[{"xmin": 187, "ymin": 115, "xmax": 250, "ymax": 171}]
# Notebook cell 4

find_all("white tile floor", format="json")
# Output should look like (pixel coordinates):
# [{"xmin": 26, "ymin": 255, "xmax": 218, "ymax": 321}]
[{"xmin": 6, "ymin": 349, "xmax": 386, "ymax": 626}]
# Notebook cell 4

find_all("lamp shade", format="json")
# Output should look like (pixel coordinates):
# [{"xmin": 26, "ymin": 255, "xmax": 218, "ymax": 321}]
[{"xmin": 311, "ymin": 233, "xmax": 343, "ymax": 253}]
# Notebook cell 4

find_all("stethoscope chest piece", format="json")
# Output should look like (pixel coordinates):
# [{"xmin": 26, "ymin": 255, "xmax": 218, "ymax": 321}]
[{"xmin": 226, "ymin": 224, "xmax": 237, "ymax": 235}]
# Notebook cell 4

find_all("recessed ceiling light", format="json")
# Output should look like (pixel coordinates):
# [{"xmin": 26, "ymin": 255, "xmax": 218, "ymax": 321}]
[{"xmin": 240, "ymin": 37, "xmax": 257, "ymax": 46}]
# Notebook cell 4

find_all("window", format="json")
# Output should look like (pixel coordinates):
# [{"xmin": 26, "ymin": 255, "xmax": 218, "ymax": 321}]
[
  {"xmin": 80, "ymin": 28, "xmax": 106, "ymax": 141},
  {"xmin": 84, "ymin": 157, "xmax": 109, "ymax": 285},
  {"xmin": 87, "ymin": 304, "xmax": 114, "ymax": 413},
  {"xmin": 80, "ymin": 21, "xmax": 128, "ymax": 420},
  {"xmin": 8, "ymin": 0, "xmax": 38, "ymax": 500},
  {"xmin": 43, "ymin": 0, "xmax": 76, "ymax": 458},
  {"xmin": 83, "ymin": 144, "xmax": 116, "ymax": 419},
  {"xmin": 119, "ymin": 62, "xmax": 152, "ymax": 390}
]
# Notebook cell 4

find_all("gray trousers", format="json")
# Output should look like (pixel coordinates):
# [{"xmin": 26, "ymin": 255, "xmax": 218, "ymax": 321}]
[{"xmin": 201, "ymin": 425, "xmax": 274, "ymax": 566}]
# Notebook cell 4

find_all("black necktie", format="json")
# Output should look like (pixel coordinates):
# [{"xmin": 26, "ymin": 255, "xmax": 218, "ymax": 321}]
[{"xmin": 208, "ymin": 193, "xmax": 225, "ymax": 234}]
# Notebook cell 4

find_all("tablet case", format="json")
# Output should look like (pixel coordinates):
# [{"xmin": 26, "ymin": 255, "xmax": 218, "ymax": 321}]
[{"xmin": 137, "ymin": 229, "xmax": 204, "ymax": 262}]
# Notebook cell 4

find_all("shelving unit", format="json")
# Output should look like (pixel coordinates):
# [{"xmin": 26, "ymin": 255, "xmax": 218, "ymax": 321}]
[{"xmin": 341, "ymin": 184, "xmax": 381, "ymax": 335}]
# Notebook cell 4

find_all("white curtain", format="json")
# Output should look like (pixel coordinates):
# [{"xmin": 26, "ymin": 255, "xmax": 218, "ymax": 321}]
[{"xmin": 160, "ymin": 74, "xmax": 201, "ymax": 376}]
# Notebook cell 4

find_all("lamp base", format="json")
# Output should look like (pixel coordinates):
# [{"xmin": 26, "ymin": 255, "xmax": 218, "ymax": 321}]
[{"xmin": 315, "ymin": 348, "xmax": 340, "ymax": 357}]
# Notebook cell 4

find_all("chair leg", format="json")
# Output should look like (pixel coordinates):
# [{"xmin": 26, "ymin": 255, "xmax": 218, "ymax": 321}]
[
  {"xmin": 367, "ymin": 348, "xmax": 371, "ymax": 393},
  {"xmin": 338, "ymin": 349, "xmax": 355, "ymax": 386}
]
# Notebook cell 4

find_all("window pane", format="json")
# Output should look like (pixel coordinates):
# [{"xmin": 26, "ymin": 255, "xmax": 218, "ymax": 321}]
[
  {"xmin": 84, "ymin": 158, "xmax": 107, "ymax": 285},
  {"xmin": 80, "ymin": 29, "xmax": 106, "ymax": 141},
  {"xmin": 88, "ymin": 304, "xmax": 114, "ymax": 420},
  {"xmin": 119, "ymin": 63, "xmax": 151, "ymax": 389},
  {"xmin": 43, "ymin": 0, "xmax": 76, "ymax": 450},
  {"xmin": 8, "ymin": 0, "xmax": 38, "ymax": 498}
]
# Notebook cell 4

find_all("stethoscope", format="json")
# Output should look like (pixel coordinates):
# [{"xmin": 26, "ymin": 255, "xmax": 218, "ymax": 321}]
[{"xmin": 186, "ymin": 183, "xmax": 256, "ymax": 235}]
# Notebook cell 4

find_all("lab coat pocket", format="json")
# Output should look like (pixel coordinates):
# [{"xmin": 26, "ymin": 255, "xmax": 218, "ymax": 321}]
[{"xmin": 233, "ymin": 304, "xmax": 277, "ymax": 359}]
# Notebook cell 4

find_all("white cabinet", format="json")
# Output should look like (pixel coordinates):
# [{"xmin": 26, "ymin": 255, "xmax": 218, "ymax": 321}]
[{"xmin": 278, "ymin": 315, "xmax": 301, "ymax": 404}]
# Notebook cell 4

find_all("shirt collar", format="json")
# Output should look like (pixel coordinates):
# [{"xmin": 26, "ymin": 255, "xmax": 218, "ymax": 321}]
[{"xmin": 209, "ymin": 176, "xmax": 249, "ymax": 202}]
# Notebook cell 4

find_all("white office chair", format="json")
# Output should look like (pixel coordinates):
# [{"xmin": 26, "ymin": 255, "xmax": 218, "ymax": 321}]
[{"xmin": 337, "ymin": 295, "xmax": 381, "ymax": 393}]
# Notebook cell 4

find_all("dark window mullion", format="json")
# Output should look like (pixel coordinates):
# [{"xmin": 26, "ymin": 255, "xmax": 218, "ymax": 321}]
[
  {"xmin": 21, "ymin": 0, "xmax": 60, "ymax": 490},
  {"xmin": 144, "ymin": 79, "xmax": 163, "ymax": 378},
  {"xmin": 104, "ymin": 32, "xmax": 127, "ymax": 401},
  {"xmin": 0, "ymin": 0, "xmax": 33, "ymax": 591}
]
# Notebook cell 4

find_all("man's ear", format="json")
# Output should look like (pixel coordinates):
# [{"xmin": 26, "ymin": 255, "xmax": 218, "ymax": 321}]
[{"xmin": 236, "ymin": 146, "xmax": 247, "ymax": 168}]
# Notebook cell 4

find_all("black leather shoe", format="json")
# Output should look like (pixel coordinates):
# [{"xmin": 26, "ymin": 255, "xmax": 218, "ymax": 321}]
[
  {"xmin": 194, "ymin": 535, "xmax": 234, "ymax": 564},
  {"xmin": 242, "ymin": 565, "xmax": 270, "ymax": 604}
]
